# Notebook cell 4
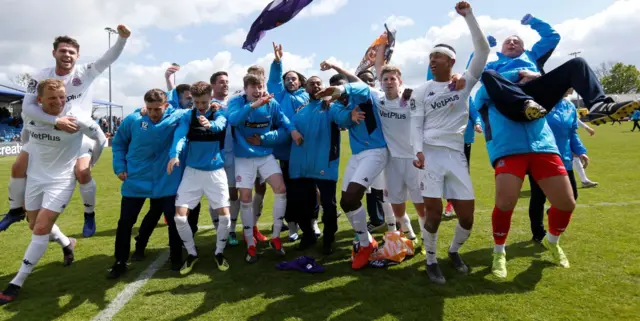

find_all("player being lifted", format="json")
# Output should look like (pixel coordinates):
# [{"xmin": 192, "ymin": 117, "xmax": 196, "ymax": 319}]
[
  {"xmin": 0, "ymin": 79, "xmax": 106, "ymax": 304},
  {"xmin": 0, "ymin": 25, "xmax": 130, "ymax": 237},
  {"xmin": 410, "ymin": 1, "xmax": 490, "ymax": 284}
]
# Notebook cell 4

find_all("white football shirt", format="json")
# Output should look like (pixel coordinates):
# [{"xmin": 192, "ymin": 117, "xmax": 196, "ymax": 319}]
[
  {"xmin": 374, "ymin": 88, "xmax": 414, "ymax": 159},
  {"xmin": 410, "ymin": 73, "xmax": 477, "ymax": 154},
  {"xmin": 25, "ymin": 116, "xmax": 105, "ymax": 182}
]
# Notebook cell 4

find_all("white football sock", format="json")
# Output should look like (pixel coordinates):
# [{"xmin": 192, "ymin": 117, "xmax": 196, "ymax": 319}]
[
  {"xmin": 382, "ymin": 202, "xmax": 396, "ymax": 231},
  {"xmin": 573, "ymin": 157, "xmax": 589, "ymax": 183},
  {"xmin": 449, "ymin": 223, "xmax": 471, "ymax": 253},
  {"xmin": 8, "ymin": 177, "xmax": 26, "ymax": 209},
  {"xmin": 49, "ymin": 224, "xmax": 71, "ymax": 248},
  {"xmin": 399, "ymin": 214, "xmax": 416, "ymax": 239},
  {"xmin": 79, "ymin": 179, "xmax": 97, "ymax": 213},
  {"xmin": 346, "ymin": 206, "xmax": 371, "ymax": 246},
  {"xmin": 271, "ymin": 193, "xmax": 286, "ymax": 238},
  {"xmin": 494, "ymin": 244, "xmax": 506, "ymax": 254},
  {"xmin": 418, "ymin": 215, "xmax": 428, "ymax": 245},
  {"xmin": 216, "ymin": 215, "xmax": 231, "ymax": 255},
  {"xmin": 174, "ymin": 215, "xmax": 197, "ymax": 256},
  {"xmin": 240, "ymin": 202, "xmax": 255, "ymax": 247},
  {"xmin": 11, "ymin": 234, "xmax": 49, "ymax": 287},
  {"xmin": 547, "ymin": 233, "xmax": 560, "ymax": 244},
  {"xmin": 209, "ymin": 206, "xmax": 219, "ymax": 229},
  {"xmin": 425, "ymin": 231, "xmax": 438, "ymax": 265},
  {"xmin": 229, "ymin": 199, "xmax": 240, "ymax": 233}
]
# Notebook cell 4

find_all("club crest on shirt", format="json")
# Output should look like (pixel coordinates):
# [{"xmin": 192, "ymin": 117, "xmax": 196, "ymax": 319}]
[
  {"xmin": 409, "ymin": 98, "xmax": 416, "ymax": 111},
  {"xmin": 27, "ymin": 79, "xmax": 38, "ymax": 94},
  {"xmin": 141, "ymin": 121, "xmax": 148, "ymax": 130},
  {"xmin": 72, "ymin": 77, "xmax": 82, "ymax": 86}
]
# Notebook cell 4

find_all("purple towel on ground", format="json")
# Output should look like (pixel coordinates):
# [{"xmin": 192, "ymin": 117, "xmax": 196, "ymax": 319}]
[{"xmin": 276, "ymin": 256, "xmax": 325, "ymax": 273}]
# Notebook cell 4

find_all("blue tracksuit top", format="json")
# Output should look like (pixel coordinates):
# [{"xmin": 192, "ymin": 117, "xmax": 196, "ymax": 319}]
[
  {"xmin": 340, "ymin": 82, "xmax": 387, "ymax": 155},
  {"xmin": 287, "ymin": 99, "xmax": 353, "ymax": 181},
  {"xmin": 112, "ymin": 107, "xmax": 188, "ymax": 198},
  {"xmin": 227, "ymin": 94, "xmax": 295, "ymax": 158},
  {"xmin": 465, "ymin": 98, "xmax": 482, "ymax": 144},
  {"xmin": 169, "ymin": 108, "xmax": 227, "ymax": 171},
  {"xmin": 632, "ymin": 110, "xmax": 640, "ymax": 121},
  {"xmin": 267, "ymin": 60, "xmax": 309, "ymax": 161},
  {"xmin": 545, "ymin": 99, "xmax": 587, "ymax": 170}
]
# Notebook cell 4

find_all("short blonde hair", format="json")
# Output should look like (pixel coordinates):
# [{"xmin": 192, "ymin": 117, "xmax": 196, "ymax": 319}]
[
  {"xmin": 247, "ymin": 65, "xmax": 265, "ymax": 77},
  {"xmin": 380, "ymin": 65, "xmax": 402, "ymax": 79},
  {"xmin": 36, "ymin": 78, "xmax": 65, "ymax": 97}
]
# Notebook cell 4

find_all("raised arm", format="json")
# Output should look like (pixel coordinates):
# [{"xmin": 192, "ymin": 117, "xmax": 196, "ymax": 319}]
[
  {"xmin": 79, "ymin": 118, "xmax": 107, "ymax": 167},
  {"xmin": 112, "ymin": 116, "xmax": 132, "ymax": 176},
  {"xmin": 93, "ymin": 25, "xmax": 130, "ymax": 74},
  {"xmin": 320, "ymin": 60, "xmax": 361, "ymax": 83},
  {"xmin": 268, "ymin": 42, "xmax": 286, "ymax": 101},
  {"xmin": 459, "ymin": 3, "xmax": 490, "ymax": 83},
  {"xmin": 22, "ymin": 79, "xmax": 58, "ymax": 125},
  {"xmin": 523, "ymin": 15, "xmax": 561, "ymax": 62}
]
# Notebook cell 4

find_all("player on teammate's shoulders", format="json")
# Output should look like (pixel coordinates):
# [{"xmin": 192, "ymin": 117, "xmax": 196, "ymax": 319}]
[
  {"xmin": 0, "ymin": 25, "xmax": 130, "ymax": 236},
  {"xmin": 108, "ymin": 89, "xmax": 187, "ymax": 278},
  {"xmin": 228, "ymin": 73, "xmax": 303, "ymax": 262},
  {"xmin": 410, "ymin": 1, "xmax": 490, "ymax": 284},
  {"xmin": 167, "ymin": 81, "xmax": 231, "ymax": 275},
  {"xmin": 0, "ymin": 79, "xmax": 106, "ymax": 305}
]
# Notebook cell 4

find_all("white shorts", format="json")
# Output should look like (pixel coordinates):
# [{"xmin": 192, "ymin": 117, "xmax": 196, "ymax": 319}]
[
  {"xmin": 175, "ymin": 167, "xmax": 230, "ymax": 210},
  {"xmin": 224, "ymin": 151, "xmax": 235, "ymax": 188},
  {"xmin": 25, "ymin": 179, "xmax": 75, "ymax": 213},
  {"xmin": 234, "ymin": 155, "xmax": 281, "ymax": 189},
  {"xmin": 420, "ymin": 145, "xmax": 474, "ymax": 200},
  {"xmin": 78, "ymin": 135, "xmax": 93, "ymax": 159},
  {"xmin": 342, "ymin": 148, "xmax": 389, "ymax": 192},
  {"xmin": 385, "ymin": 158, "xmax": 423, "ymax": 204}
]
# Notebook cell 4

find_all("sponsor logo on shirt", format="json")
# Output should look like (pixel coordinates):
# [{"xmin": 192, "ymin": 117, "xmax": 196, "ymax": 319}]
[
  {"xmin": 378, "ymin": 109, "xmax": 407, "ymax": 120},
  {"xmin": 427, "ymin": 91, "xmax": 435, "ymax": 97},
  {"xmin": 430, "ymin": 94, "xmax": 460, "ymax": 110},
  {"xmin": 244, "ymin": 121, "xmax": 269, "ymax": 128},
  {"xmin": 66, "ymin": 93, "xmax": 83, "ymax": 103},
  {"xmin": 30, "ymin": 132, "xmax": 61, "ymax": 142}
]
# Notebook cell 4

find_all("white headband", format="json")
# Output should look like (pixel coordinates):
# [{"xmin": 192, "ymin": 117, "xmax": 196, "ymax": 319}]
[{"xmin": 430, "ymin": 46, "xmax": 456, "ymax": 60}]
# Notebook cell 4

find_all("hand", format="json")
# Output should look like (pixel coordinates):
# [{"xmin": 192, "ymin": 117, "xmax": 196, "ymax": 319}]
[
  {"xmin": 320, "ymin": 60, "xmax": 334, "ymax": 71},
  {"xmin": 210, "ymin": 102, "xmax": 222, "ymax": 112},
  {"xmin": 455, "ymin": 1, "xmax": 472, "ymax": 17},
  {"xmin": 165, "ymin": 65, "xmax": 180, "ymax": 79},
  {"xmin": 518, "ymin": 70, "xmax": 541, "ymax": 84},
  {"xmin": 314, "ymin": 86, "xmax": 341, "ymax": 100},
  {"xmin": 474, "ymin": 124, "xmax": 483, "ymax": 133},
  {"xmin": 450, "ymin": 73, "xmax": 466, "ymax": 91},
  {"xmin": 585, "ymin": 127, "xmax": 595, "ymax": 136},
  {"xmin": 521, "ymin": 14, "xmax": 534, "ymax": 25},
  {"xmin": 402, "ymin": 88, "xmax": 413, "ymax": 101},
  {"xmin": 413, "ymin": 152, "xmax": 425, "ymax": 169},
  {"xmin": 117, "ymin": 25, "xmax": 132, "ymax": 38},
  {"xmin": 487, "ymin": 35, "xmax": 497, "ymax": 48},
  {"xmin": 117, "ymin": 172, "xmax": 128, "ymax": 181},
  {"xmin": 579, "ymin": 154, "xmax": 590, "ymax": 169},
  {"xmin": 273, "ymin": 42, "xmax": 283, "ymax": 62},
  {"xmin": 167, "ymin": 157, "xmax": 180, "ymax": 175},
  {"xmin": 322, "ymin": 96, "xmax": 337, "ymax": 108},
  {"xmin": 291, "ymin": 130, "xmax": 304, "ymax": 146},
  {"xmin": 251, "ymin": 94, "xmax": 274, "ymax": 109},
  {"xmin": 198, "ymin": 115, "xmax": 212, "ymax": 129},
  {"xmin": 350, "ymin": 106, "xmax": 366, "ymax": 124},
  {"xmin": 55, "ymin": 116, "xmax": 79, "ymax": 133},
  {"xmin": 246, "ymin": 134, "xmax": 262, "ymax": 146},
  {"xmin": 139, "ymin": 107, "xmax": 148, "ymax": 116}
]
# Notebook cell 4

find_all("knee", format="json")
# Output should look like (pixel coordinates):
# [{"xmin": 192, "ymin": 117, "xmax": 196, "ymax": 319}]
[
  {"xmin": 75, "ymin": 167, "xmax": 92, "ymax": 184},
  {"xmin": 254, "ymin": 181, "xmax": 266, "ymax": 194},
  {"xmin": 273, "ymin": 183, "xmax": 286, "ymax": 195},
  {"xmin": 340, "ymin": 194, "xmax": 359, "ymax": 213},
  {"xmin": 32, "ymin": 224, "xmax": 50, "ymax": 236},
  {"xmin": 424, "ymin": 200, "xmax": 442, "ymax": 217},
  {"xmin": 458, "ymin": 216, "xmax": 474, "ymax": 230},
  {"xmin": 239, "ymin": 190, "xmax": 252, "ymax": 203},
  {"xmin": 495, "ymin": 197, "xmax": 517, "ymax": 212},
  {"xmin": 555, "ymin": 197, "xmax": 576, "ymax": 212}
]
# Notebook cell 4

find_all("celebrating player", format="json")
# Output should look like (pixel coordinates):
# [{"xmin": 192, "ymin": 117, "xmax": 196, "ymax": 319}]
[
  {"xmin": 0, "ymin": 79, "xmax": 106, "ymax": 304},
  {"xmin": 410, "ymin": 1, "xmax": 490, "ymax": 284},
  {"xmin": 0, "ymin": 26, "xmax": 129, "ymax": 235}
]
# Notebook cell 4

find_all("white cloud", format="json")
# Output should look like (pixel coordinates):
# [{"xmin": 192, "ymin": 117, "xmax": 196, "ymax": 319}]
[
  {"xmin": 144, "ymin": 54, "xmax": 156, "ymax": 61},
  {"xmin": 221, "ymin": 28, "xmax": 247, "ymax": 47},
  {"xmin": 297, "ymin": 0, "xmax": 349, "ymax": 18},
  {"xmin": 385, "ymin": 15, "xmax": 415, "ymax": 29},
  {"xmin": 371, "ymin": 24, "xmax": 379, "ymax": 32},
  {"xmin": 174, "ymin": 34, "xmax": 187, "ymax": 43}
]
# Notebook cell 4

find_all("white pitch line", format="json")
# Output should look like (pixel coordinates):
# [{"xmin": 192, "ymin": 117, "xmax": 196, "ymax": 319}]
[
  {"xmin": 91, "ymin": 250, "xmax": 170, "ymax": 321},
  {"xmin": 92, "ymin": 200, "xmax": 640, "ymax": 320}
]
